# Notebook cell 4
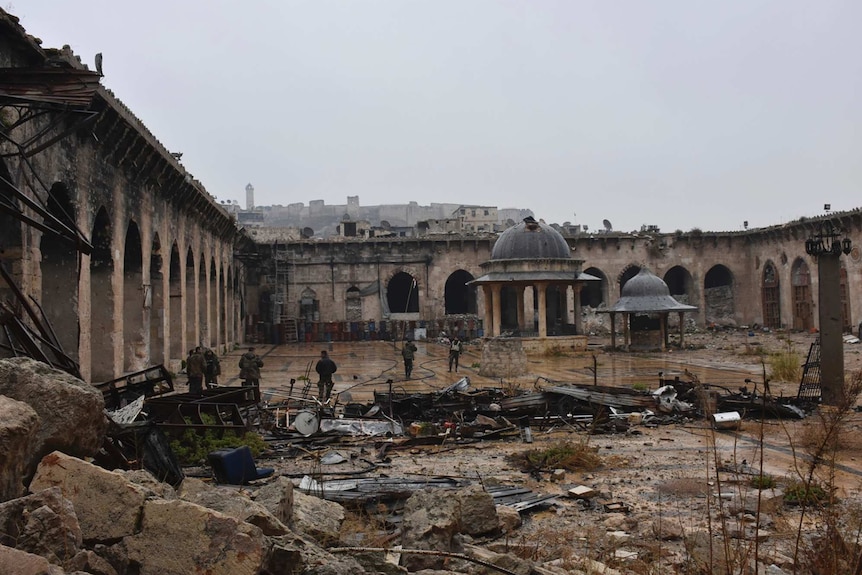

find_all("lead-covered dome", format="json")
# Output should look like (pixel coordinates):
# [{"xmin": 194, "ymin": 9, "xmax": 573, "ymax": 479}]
[
  {"xmin": 491, "ymin": 217, "xmax": 571, "ymax": 260},
  {"xmin": 609, "ymin": 268, "xmax": 698, "ymax": 313}
]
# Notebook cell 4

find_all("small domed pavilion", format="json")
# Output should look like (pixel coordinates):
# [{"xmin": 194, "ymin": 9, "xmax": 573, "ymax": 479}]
[
  {"xmin": 469, "ymin": 217, "xmax": 599, "ymax": 376},
  {"xmin": 603, "ymin": 267, "xmax": 697, "ymax": 351}
]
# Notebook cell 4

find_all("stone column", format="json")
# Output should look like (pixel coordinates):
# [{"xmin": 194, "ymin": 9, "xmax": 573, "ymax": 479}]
[
  {"xmin": 610, "ymin": 312, "xmax": 617, "ymax": 349},
  {"xmin": 536, "ymin": 282, "xmax": 548, "ymax": 338},
  {"xmin": 516, "ymin": 286, "xmax": 525, "ymax": 332},
  {"xmin": 660, "ymin": 313, "xmax": 667, "ymax": 351},
  {"xmin": 573, "ymin": 284, "xmax": 583, "ymax": 335},
  {"xmin": 491, "ymin": 284, "xmax": 503, "ymax": 337},
  {"xmin": 817, "ymin": 254, "xmax": 844, "ymax": 406},
  {"xmin": 678, "ymin": 312, "xmax": 685, "ymax": 347},
  {"xmin": 623, "ymin": 313, "xmax": 630, "ymax": 350},
  {"xmin": 482, "ymin": 284, "xmax": 493, "ymax": 337}
]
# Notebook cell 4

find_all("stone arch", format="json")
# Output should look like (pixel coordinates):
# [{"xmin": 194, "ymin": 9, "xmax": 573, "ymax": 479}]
[
  {"xmin": 149, "ymin": 233, "xmax": 164, "ymax": 365},
  {"xmin": 185, "ymin": 247, "xmax": 197, "ymax": 348},
  {"xmin": 444, "ymin": 269, "xmax": 477, "ymax": 315},
  {"xmin": 580, "ymin": 267, "xmax": 607, "ymax": 308},
  {"xmin": 198, "ymin": 251, "xmax": 208, "ymax": 347},
  {"xmin": 761, "ymin": 260, "xmax": 780, "ymax": 329},
  {"xmin": 89, "ymin": 207, "xmax": 114, "ymax": 380},
  {"xmin": 386, "ymin": 270, "xmax": 419, "ymax": 314},
  {"xmin": 346, "ymin": 286, "xmax": 362, "ymax": 321},
  {"xmin": 704, "ymin": 264, "xmax": 735, "ymax": 325},
  {"xmin": 40, "ymin": 182, "xmax": 79, "ymax": 361},
  {"xmin": 664, "ymin": 266, "xmax": 694, "ymax": 300},
  {"xmin": 791, "ymin": 258, "xmax": 813, "ymax": 331},
  {"xmin": 168, "ymin": 242, "xmax": 183, "ymax": 361},
  {"xmin": 123, "ymin": 220, "xmax": 145, "ymax": 372},
  {"xmin": 618, "ymin": 265, "xmax": 641, "ymax": 295}
]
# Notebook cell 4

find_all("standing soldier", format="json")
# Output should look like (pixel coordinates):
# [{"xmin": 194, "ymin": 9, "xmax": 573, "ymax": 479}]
[
  {"xmin": 204, "ymin": 348, "xmax": 221, "ymax": 389},
  {"xmin": 315, "ymin": 350, "xmax": 338, "ymax": 401},
  {"xmin": 238, "ymin": 347, "xmax": 263, "ymax": 387},
  {"xmin": 186, "ymin": 347, "xmax": 206, "ymax": 394},
  {"xmin": 402, "ymin": 338, "xmax": 418, "ymax": 379},
  {"xmin": 448, "ymin": 336, "xmax": 462, "ymax": 373}
]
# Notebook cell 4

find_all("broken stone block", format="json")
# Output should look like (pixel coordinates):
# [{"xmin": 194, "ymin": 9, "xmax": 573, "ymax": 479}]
[
  {"xmin": 0, "ymin": 395, "xmax": 40, "ymax": 502},
  {"xmin": 651, "ymin": 520, "xmax": 684, "ymax": 541},
  {"xmin": 125, "ymin": 499, "xmax": 264, "ymax": 575},
  {"xmin": 455, "ymin": 484, "xmax": 500, "ymax": 536},
  {"xmin": 29, "ymin": 451, "xmax": 148, "ymax": 542},
  {"xmin": 179, "ymin": 478, "xmax": 288, "ymax": 536},
  {"xmin": 264, "ymin": 532, "xmax": 367, "ymax": 575},
  {"xmin": 65, "ymin": 549, "xmax": 118, "ymax": 575},
  {"xmin": 568, "ymin": 484, "xmax": 597, "ymax": 499},
  {"xmin": 401, "ymin": 489, "xmax": 460, "ymax": 571},
  {"xmin": 550, "ymin": 469, "xmax": 566, "ymax": 482},
  {"xmin": 292, "ymin": 489, "xmax": 346, "ymax": 545},
  {"xmin": 0, "ymin": 543, "xmax": 65, "ymax": 574},
  {"xmin": 122, "ymin": 469, "xmax": 178, "ymax": 500},
  {"xmin": 495, "ymin": 504, "xmax": 522, "ymax": 533},
  {"xmin": 0, "ymin": 358, "xmax": 107, "ymax": 476},
  {"xmin": 0, "ymin": 486, "xmax": 81, "ymax": 565},
  {"xmin": 253, "ymin": 475, "xmax": 294, "ymax": 527}
]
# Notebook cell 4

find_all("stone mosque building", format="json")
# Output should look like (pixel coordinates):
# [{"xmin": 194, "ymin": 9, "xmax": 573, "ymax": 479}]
[{"xmin": 2, "ymin": 6, "xmax": 862, "ymax": 386}]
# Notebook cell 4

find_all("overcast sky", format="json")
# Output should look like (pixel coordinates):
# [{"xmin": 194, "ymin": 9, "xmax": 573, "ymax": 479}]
[{"xmin": 16, "ymin": 1, "xmax": 862, "ymax": 233}]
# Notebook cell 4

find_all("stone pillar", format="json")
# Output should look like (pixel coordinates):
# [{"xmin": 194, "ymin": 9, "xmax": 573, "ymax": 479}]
[
  {"xmin": 482, "ymin": 284, "xmax": 493, "ymax": 337},
  {"xmin": 516, "ymin": 286, "xmax": 525, "ymax": 332},
  {"xmin": 573, "ymin": 285, "xmax": 583, "ymax": 335},
  {"xmin": 491, "ymin": 284, "xmax": 503, "ymax": 337},
  {"xmin": 610, "ymin": 312, "xmax": 616, "ymax": 349},
  {"xmin": 817, "ymin": 254, "xmax": 844, "ymax": 406},
  {"xmin": 536, "ymin": 282, "xmax": 548, "ymax": 338},
  {"xmin": 660, "ymin": 313, "xmax": 667, "ymax": 351},
  {"xmin": 623, "ymin": 313, "xmax": 630, "ymax": 350},
  {"xmin": 678, "ymin": 312, "xmax": 686, "ymax": 347}
]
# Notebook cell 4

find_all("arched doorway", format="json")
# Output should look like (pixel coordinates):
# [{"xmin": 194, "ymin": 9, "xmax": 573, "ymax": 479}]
[
  {"xmin": 123, "ymin": 221, "xmax": 145, "ymax": 372},
  {"xmin": 40, "ymin": 183, "xmax": 79, "ymax": 361},
  {"xmin": 791, "ymin": 258, "xmax": 813, "ymax": 331},
  {"xmin": 444, "ymin": 270, "xmax": 477, "ymax": 315},
  {"xmin": 704, "ymin": 264, "xmax": 734, "ymax": 325},
  {"xmin": 761, "ymin": 261, "xmax": 780, "ymax": 329},
  {"xmin": 619, "ymin": 265, "xmax": 641, "ymax": 295},
  {"xmin": 149, "ymin": 234, "xmax": 164, "ymax": 365},
  {"xmin": 580, "ymin": 267, "xmax": 607, "ymax": 308},
  {"xmin": 168, "ymin": 243, "xmax": 183, "ymax": 361},
  {"xmin": 387, "ymin": 271, "xmax": 419, "ymax": 314},
  {"xmin": 89, "ymin": 207, "xmax": 114, "ymax": 381}
]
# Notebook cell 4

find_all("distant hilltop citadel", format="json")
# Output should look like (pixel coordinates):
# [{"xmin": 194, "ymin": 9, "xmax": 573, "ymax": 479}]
[{"xmin": 222, "ymin": 189, "xmax": 535, "ymax": 239}]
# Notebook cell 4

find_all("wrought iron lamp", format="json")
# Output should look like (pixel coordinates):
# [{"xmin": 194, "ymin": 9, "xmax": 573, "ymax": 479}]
[{"xmin": 804, "ymin": 221, "xmax": 852, "ymax": 257}]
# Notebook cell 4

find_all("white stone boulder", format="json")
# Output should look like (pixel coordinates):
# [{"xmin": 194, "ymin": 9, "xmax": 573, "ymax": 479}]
[
  {"xmin": 29, "ymin": 451, "xmax": 148, "ymax": 542},
  {"xmin": 0, "ymin": 358, "xmax": 107, "ymax": 474},
  {"xmin": 0, "ymin": 395, "xmax": 40, "ymax": 502},
  {"xmin": 124, "ymin": 499, "xmax": 264, "ymax": 575},
  {"xmin": 253, "ymin": 475, "xmax": 294, "ymax": 527}
]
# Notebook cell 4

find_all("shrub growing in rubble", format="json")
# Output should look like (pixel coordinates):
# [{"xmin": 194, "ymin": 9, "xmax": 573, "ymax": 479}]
[
  {"xmin": 768, "ymin": 340, "xmax": 801, "ymax": 382},
  {"xmin": 169, "ymin": 414, "xmax": 268, "ymax": 464},
  {"xmin": 508, "ymin": 440, "xmax": 602, "ymax": 473}
]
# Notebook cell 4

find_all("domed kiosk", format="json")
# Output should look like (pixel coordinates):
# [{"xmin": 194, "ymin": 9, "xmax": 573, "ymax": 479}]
[
  {"xmin": 469, "ymin": 217, "xmax": 599, "ymax": 377},
  {"xmin": 602, "ymin": 267, "xmax": 697, "ymax": 351}
]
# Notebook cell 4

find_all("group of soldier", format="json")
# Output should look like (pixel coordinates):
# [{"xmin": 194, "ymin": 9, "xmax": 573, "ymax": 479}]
[{"xmin": 187, "ymin": 336, "xmax": 463, "ymax": 398}]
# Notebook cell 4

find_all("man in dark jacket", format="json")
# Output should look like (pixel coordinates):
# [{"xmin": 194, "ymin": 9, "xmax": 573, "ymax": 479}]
[
  {"xmin": 238, "ymin": 347, "xmax": 263, "ymax": 387},
  {"xmin": 315, "ymin": 350, "xmax": 338, "ymax": 401},
  {"xmin": 186, "ymin": 347, "xmax": 206, "ymax": 394}
]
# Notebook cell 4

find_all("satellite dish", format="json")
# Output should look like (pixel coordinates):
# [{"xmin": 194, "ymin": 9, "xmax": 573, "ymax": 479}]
[
  {"xmin": 603, "ymin": 219, "xmax": 613, "ymax": 232},
  {"xmin": 293, "ymin": 410, "xmax": 319, "ymax": 436}
]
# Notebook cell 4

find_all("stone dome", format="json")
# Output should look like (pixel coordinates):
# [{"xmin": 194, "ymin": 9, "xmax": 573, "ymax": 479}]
[
  {"xmin": 491, "ymin": 217, "xmax": 571, "ymax": 260},
  {"xmin": 621, "ymin": 267, "xmax": 671, "ymax": 298}
]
